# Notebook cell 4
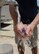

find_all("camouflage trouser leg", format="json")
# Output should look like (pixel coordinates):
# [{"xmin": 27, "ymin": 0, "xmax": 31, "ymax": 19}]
[
  {"xmin": 14, "ymin": 20, "xmax": 24, "ymax": 54},
  {"xmin": 30, "ymin": 26, "xmax": 38, "ymax": 48}
]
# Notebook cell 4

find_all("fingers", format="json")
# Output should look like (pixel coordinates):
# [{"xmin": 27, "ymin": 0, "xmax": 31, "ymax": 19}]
[
  {"xmin": 26, "ymin": 26, "xmax": 33, "ymax": 38},
  {"xmin": 15, "ymin": 22, "xmax": 25, "ymax": 38},
  {"xmin": 15, "ymin": 23, "xmax": 33, "ymax": 39},
  {"xmin": 17, "ymin": 29, "xmax": 26, "ymax": 38}
]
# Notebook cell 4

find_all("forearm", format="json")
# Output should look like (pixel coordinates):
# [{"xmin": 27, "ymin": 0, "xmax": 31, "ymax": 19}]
[
  {"xmin": 9, "ymin": 4, "xmax": 18, "ymax": 21},
  {"xmin": 31, "ymin": 13, "xmax": 39, "ymax": 27}
]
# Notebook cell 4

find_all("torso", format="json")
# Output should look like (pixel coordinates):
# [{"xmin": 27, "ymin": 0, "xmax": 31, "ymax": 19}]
[{"xmin": 16, "ymin": 0, "xmax": 38, "ymax": 24}]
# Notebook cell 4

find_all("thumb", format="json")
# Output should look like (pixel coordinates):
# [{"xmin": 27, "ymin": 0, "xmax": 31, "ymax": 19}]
[{"xmin": 26, "ymin": 27, "xmax": 30, "ymax": 35}]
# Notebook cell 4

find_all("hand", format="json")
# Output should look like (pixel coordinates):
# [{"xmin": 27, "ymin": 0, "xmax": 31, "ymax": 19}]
[
  {"xmin": 15, "ymin": 22, "xmax": 24, "ymax": 38},
  {"xmin": 26, "ymin": 24, "xmax": 34, "ymax": 38},
  {"xmin": 15, "ymin": 22, "xmax": 28, "ymax": 38}
]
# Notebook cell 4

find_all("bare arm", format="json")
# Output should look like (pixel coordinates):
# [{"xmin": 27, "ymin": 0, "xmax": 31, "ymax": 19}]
[
  {"xmin": 9, "ymin": 4, "xmax": 18, "ymax": 23},
  {"xmin": 31, "ymin": 13, "xmax": 39, "ymax": 28},
  {"xmin": 26, "ymin": 13, "xmax": 39, "ymax": 36}
]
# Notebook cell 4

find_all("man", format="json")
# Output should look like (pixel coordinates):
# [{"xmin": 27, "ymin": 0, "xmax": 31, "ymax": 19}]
[
  {"xmin": 15, "ymin": 0, "xmax": 39, "ymax": 54},
  {"xmin": 9, "ymin": 0, "xmax": 39, "ymax": 54}
]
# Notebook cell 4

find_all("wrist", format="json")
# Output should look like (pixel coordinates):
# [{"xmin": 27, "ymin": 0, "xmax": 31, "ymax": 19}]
[
  {"xmin": 30, "ymin": 21, "xmax": 36, "ymax": 30},
  {"xmin": 30, "ymin": 13, "xmax": 39, "ymax": 28},
  {"xmin": 31, "ymin": 13, "xmax": 39, "ymax": 26}
]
